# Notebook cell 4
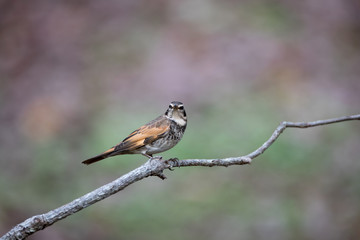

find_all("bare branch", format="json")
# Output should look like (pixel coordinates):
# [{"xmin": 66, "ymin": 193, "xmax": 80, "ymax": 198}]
[
  {"xmin": 247, "ymin": 114, "xmax": 360, "ymax": 159},
  {"xmin": 1, "ymin": 114, "xmax": 359, "ymax": 240}
]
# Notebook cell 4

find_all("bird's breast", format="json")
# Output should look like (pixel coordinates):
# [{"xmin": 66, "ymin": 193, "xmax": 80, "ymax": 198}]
[{"xmin": 145, "ymin": 122, "xmax": 185, "ymax": 154}]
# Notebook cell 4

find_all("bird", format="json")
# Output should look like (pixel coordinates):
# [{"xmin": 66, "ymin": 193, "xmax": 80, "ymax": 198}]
[{"xmin": 82, "ymin": 101, "xmax": 187, "ymax": 165}]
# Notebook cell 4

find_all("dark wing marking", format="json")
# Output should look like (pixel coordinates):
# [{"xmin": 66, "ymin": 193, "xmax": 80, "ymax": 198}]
[{"xmin": 113, "ymin": 116, "xmax": 170, "ymax": 152}]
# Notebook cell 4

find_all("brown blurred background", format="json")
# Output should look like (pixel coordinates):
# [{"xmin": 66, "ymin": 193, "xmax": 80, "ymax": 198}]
[{"xmin": 1, "ymin": 0, "xmax": 360, "ymax": 239}]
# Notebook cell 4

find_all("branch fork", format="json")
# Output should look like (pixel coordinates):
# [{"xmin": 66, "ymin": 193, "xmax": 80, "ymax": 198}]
[{"xmin": 1, "ymin": 114, "xmax": 359, "ymax": 240}]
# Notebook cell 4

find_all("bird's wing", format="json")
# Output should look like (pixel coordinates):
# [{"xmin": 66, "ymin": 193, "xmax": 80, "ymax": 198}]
[
  {"xmin": 113, "ymin": 116, "xmax": 170, "ymax": 152},
  {"xmin": 82, "ymin": 116, "xmax": 170, "ymax": 165}
]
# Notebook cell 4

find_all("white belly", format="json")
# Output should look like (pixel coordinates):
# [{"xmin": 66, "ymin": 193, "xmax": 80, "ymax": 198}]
[{"xmin": 144, "ymin": 138, "xmax": 180, "ymax": 155}]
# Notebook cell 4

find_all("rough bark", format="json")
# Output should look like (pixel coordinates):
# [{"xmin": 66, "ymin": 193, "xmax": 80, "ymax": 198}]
[{"xmin": 1, "ymin": 114, "xmax": 359, "ymax": 240}]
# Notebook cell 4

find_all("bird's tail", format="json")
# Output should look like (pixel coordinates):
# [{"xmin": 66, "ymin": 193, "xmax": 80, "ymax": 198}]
[{"xmin": 82, "ymin": 147, "xmax": 116, "ymax": 165}]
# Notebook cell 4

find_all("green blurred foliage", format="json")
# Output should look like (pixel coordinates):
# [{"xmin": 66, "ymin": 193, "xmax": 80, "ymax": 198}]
[{"xmin": 1, "ymin": 0, "xmax": 360, "ymax": 240}]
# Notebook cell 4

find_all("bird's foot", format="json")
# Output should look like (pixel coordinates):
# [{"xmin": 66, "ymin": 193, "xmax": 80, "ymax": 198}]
[
  {"xmin": 164, "ymin": 157, "xmax": 180, "ymax": 171},
  {"xmin": 169, "ymin": 157, "xmax": 180, "ymax": 167}
]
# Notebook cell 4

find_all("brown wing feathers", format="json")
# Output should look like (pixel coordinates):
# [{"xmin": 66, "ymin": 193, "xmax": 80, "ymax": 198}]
[{"xmin": 82, "ymin": 116, "xmax": 170, "ymax": 165}]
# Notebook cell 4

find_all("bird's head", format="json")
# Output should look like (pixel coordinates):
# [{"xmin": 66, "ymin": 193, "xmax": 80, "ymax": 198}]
[{"xmin": 165, "ymin": 101, "xmax": 187, "ymax": 126}]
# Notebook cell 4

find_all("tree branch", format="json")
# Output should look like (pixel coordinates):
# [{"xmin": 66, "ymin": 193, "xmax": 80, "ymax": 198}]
[{"xmin": 1, "ymin": 114, "xmax": 359, "ymax": 240}]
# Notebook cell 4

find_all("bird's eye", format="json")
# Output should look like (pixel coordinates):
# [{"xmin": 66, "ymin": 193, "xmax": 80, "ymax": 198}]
[
  {"xmin": 169, "ymin": 105, "xmax": 173, "ymax": 108},
  {"xmin": 178, "ymin": 106, "xmax": 184, "ymax": 110}
]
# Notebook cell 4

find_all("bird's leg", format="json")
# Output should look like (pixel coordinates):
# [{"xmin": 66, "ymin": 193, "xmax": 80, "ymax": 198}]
[
  {"xmin": 151, "ymin": 156, "xmax": 163, "ymax": 161},
  {"xmin": 144, "ymin": 154, "xmax": 163, "ymax": 162},
  {"xmin": 143, "ymin": 153, "xmax": 154, "ymax": 162},
  {"xmin": 143, "ymin": 153, "xmax": 153, "ymax": 159},
  {"xmin": 151, "ymin": 156, "xmax": 162, "ymax": 160}
]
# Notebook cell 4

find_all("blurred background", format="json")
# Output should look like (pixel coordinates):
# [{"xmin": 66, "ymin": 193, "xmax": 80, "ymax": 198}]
[{"xmin": 1, "ymin": 0, "xmax": 360, "ymax": 239}]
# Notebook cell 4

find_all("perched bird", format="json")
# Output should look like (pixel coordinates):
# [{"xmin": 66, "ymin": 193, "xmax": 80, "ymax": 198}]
[{"xmin": 82, "ymin": 101, "xmax": 187, "ymax": 165}]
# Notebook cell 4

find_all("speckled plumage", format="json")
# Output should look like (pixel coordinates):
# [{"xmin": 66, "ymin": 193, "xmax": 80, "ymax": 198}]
[{"xmin": 82, "ymin": 101, "xmax": 187, "ymax": 165}]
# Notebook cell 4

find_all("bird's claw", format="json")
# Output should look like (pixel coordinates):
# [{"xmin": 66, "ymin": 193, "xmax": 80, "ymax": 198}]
[
  {"xmin": 164, "ymin": 157, "xmax": 180, "ymax": 171},
  {"xmin": 169, "ymin": 157, "xmax": 180, "ymax": 167}
]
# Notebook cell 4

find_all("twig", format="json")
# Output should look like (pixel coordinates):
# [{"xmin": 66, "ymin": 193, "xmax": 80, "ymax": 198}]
[{"xmin": 1, "ymin": 114, "xmax": 359, "ymax": 240}]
